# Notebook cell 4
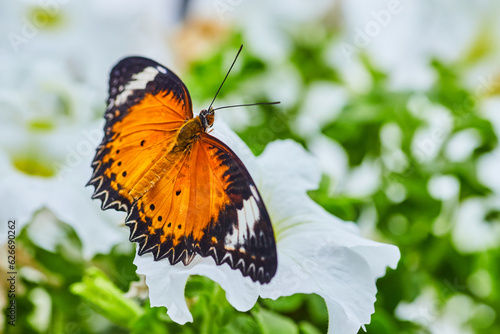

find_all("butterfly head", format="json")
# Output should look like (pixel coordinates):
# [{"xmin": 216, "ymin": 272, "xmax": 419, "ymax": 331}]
[{"xmin": 199, "ymin": 107, "xmax": 215, "ymax": 130}]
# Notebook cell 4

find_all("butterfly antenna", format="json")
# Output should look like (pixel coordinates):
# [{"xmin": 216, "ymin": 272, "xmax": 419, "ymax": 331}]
[
  {"xmin": 212, "ymin": 101, "xmax": 280, "ymax": 111},
  {"xmin": 208, "ymin": 45, "xmax": 244, "ymax": 110}
]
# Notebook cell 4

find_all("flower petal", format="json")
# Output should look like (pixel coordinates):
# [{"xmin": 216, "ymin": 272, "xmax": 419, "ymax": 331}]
[
  {"xmin": 0, "ymin": 149, "xmax": 126, "ymax": 258},
  {"xmin": 134, "ymin": 252, "xmax": 260, "ymax": 324},
  {"xmin": 256, "ymin": 140, "xmax": 400, "ymax": 333}
]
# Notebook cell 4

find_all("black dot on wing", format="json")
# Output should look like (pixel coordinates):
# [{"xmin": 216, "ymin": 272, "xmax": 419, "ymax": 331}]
[
  {"xmin": 158, "ymin": 216, "xmax": 162, "ymax": 222},
  {"xmin": 116, "ymin": 149, "xmax": 120, "ymax": 154},
  {"xmin": 122, "ymin": 171, "xmax": 127, "ymax": 177},
  {"xmin": 117, "ymin": 161, "xmax": 122, "ymax": 166},
  {"xmin": 177, "ymin": 224, "xmax": 181, "ymax": 229},
  {"xmin": 140, "ymin": 140, "xmax": 145, "ymax": 146},
  {"xmin": 176, "ymin": 190, "xmax": 181, "ymax": 196},
  {"xmin": 167, "ymin": 222, "xmax": 172, "ymax": 227},
  {"xmin": 150, "ymin": 204, "xmax": 155, "ymax": 210}
]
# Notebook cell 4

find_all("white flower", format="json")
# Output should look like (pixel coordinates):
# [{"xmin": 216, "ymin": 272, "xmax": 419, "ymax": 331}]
[
  {"xmin": 396, "ymin": 287, "xmax": 492, "ymax": 334},
  {"xmin": 452, "ymin": 196, "xmax": 500, "ymax": 254},
  {"xmin": 445, "ymin": 129, "xmax": 482, "ymax": 163},
  {"xmin": 339, "ymin": 0, "xmax": 498, "ymax": 91},
  {"xmin": 0, "ymin": 47, "xmax": 127, "ymax": 257},
  {"xmin": 134, "ymin": 121, "xmax": 400, "ymax": 333},
  {"xmin": 427, "ymin": 175, "xmax": 460, "ymax": 201},
  {"xmin": 478, "ymin": 98, "xmax": 500, "ymax": 194},
  {"xmin": 0, "ymin": 114, "xmax": 127, "ymax": 258},
  {"xmin": 189, "ymin": 0, "xmax": 333, "ymax": 62},
  {"xmin": 309, "ymin": 135, "xmax": 349, "ymax": 195},
  {"xmin": 0, "ymin": 0, "xmax": 174, "ymax": 257},
  {"xmin": 409, "ymin": 98, "xmax": 453, "ymax": 163},
  {"xmin": 294, "ymin": 82, "xmax": 348, "ymax": 139}
]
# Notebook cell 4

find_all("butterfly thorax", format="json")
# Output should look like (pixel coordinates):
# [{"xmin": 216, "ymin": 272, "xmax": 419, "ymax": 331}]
[
  {"xmin": 174, "ymin": 117, "xmax": 204, "ymax": 151},
  {"xmin": 175, "ymin": 107, "xmax": 214, "ymax": 151}
]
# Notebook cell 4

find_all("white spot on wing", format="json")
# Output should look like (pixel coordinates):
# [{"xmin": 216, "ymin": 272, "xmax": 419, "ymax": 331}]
[
  {"xmin": 224, "ymin": 185, "xmax": 261, "ymax": 248},
  {"xmin": 242, "ymin": 196, "xmax": 260, "ymax": 231},
  {"xmin": 224, "ymin": 225, "xmax": 240, "ymax": 247},
  {"xmin": 156, "ymin": 65, "xmax": 167, "ymax": 74},
  {"xmin": 107, "ymin": 99, "xmax": 115, "ymax": 111},
  {"xmin": 115, "ymin": 66, "xmax": 159, "ymax": 106}
]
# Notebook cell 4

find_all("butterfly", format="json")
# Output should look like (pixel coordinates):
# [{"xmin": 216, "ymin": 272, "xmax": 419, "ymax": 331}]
[{"xmin": 87, "ymin": 47, "xmax": 278, "ymax": 284}]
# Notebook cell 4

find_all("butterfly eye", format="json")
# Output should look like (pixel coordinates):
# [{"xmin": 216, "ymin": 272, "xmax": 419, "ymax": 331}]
[{"xmin": 206, "ymin": 113, "xmax": 214, "ymax": 128}]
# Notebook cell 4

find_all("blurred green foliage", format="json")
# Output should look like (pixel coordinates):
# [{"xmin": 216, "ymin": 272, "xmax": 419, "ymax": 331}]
[{"xmin": 4, "ymin": 22, "xmax": 500, "ymax": 334}]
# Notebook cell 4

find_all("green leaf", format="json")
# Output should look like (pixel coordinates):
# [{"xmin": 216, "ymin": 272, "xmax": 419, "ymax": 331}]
[
  {"xmin": 221, "ymin": 314, "xmax": 261, "ymax": 334},
  {"xmin": 70, "ymin": 267, "xmax": 144, "ymax": 329},
  {"xmin": 299, "ymin": 321, "xmax": 323, "ymax": 334},
  {"xmin": 253, "ymin": 308, "xmax": 299, "ymax": 334},
  {"xmin": 261, "ymin": 294, "xmax": 305, "ymax": 313},
  {"xmin": 131, "ymin": 302, "xmax": 172, "ymax": 334},
  {"xmin": 306, "ymin": 294, "xmax": 328, "ymax": 327}
]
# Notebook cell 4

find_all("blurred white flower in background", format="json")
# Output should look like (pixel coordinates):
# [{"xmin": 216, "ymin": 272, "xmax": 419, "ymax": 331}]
[
  {"xmin": 309, "ymin": 135, "xmax": 349, "ymax": 195},
  {"xmin": 180, "ymin": 0, "xmax": 341, "ymax": 131},
  {"xmin": 427, "ymin": 175, "xmax": 460, "ymax": 202},
  {"xmin": 452, "ymin": 197, "xmax": 500, "ymax": 254},
  {"xmin": 445, "ymin": 129, "xmax": 482, "ymax": 163},
  {"xmin": 344, "ymin": 158, "xmax": 382, "ymax": 198},
  {"xmin": 188, "ymin": 0, "xmax": 334, "ymax": 62},
  {"xmin": 478, "ymin": 98, "xmax": 500, "ymax": 193},
  {"xmin": 295, "ymin": 82, "xmax": 348, "ymax": 139},
  {"xmin": 0, "ymin": 0, "xmax": 176, "ymax": 257},
  {"xmin": 445, "ymin": 97, "xmax": 500, "ymax": 254},
  {"xmin": 428, "ymin": 175, "xmax": 460, "ymax": 236},
  {"xmin": 409, "ymin": 98, "xmax": 453, "ymax": 164},
  {"xmin": 380, "ymin": 122, "xmax": 409, "ymax": 174},
  {"xmin": 478, "ymin": 147, "xmax": 500, "ymax": 193},
  {"xmin": 134, "ymin": 122, "xmax": 400, "ymax": 334},
  {"xmin": 396, "ymin": 287, "xmax": 494, "ymax": 334},
  {"xmin": 339, "ymin": 0, "xmax": 500, "ymax": 90}
]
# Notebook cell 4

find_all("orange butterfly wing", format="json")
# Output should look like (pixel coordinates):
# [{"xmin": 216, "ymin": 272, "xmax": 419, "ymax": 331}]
[
  {"xmin": 89, "ymin": 57, "xmax": 277, "ymax": 283},
  {"xmin": 128, "ymin": 133, "xmax": 277, "ymax": 283},
  {"xmin": 88, "ymin": 57, "xmax": 192, "ymax": 212}
]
